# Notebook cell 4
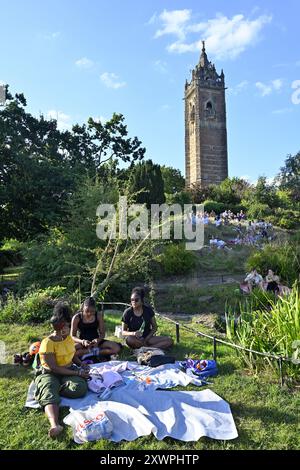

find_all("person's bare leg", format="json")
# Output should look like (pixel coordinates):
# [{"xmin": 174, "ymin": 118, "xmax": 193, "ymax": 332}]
[
  {"xmin": 99, "ymin": 340, "xmax": 121, "ymax": 356},
  {"xmin": 126, "ymin": 336, "xmax": 144, "ymax": 349},
  {"xmin": 146, "ymin": 336, "xmax": 173, "ymax": 350},
  {"xmin": 45, "ymin": 404, "xmax": 63, "ymax": 438}
]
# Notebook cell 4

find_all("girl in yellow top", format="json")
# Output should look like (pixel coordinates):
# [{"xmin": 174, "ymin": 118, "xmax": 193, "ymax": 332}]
[{"xmin": 35, "ymin": 302, "xmax": 90, "ymax": 438}]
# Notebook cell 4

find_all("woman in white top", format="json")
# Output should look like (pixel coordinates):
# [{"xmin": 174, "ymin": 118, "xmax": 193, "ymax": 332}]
[{"xmin": 244, "ymin": 269, "xmax": 263, "ymax": 292}]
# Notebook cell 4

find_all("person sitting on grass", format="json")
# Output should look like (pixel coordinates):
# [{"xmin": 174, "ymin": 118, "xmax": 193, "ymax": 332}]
[
  {"xmin": 244, "ymin": 269, "xmax": 264, "ymax": 292},
  {"xmin": 265, "ymin": 269, "xmax": 280, "ymax": 294},
  {"xmin": 34, "ymin": 302, "xmax": 90, "ymax": 438},
  {"xmin": 122, "ymin": 287, "xmax": 173, "ymax": 350},
  {"xmin": 71, "ymin": 296, "xmax": 121, "ymax": 361}
]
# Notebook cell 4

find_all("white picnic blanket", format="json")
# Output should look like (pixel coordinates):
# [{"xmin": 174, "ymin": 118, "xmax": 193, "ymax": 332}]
[
  {"xmin": 25, "ymin": 361, "xmax": 238, "ymax": 442},
  {"xmin": 63, "ymin": 388, "xmax": 238, "ymax": 442}
]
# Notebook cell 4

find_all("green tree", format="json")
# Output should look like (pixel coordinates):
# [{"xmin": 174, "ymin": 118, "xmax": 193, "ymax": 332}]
[
  {"xmin": 160, "ymin": 165, "xmax": 185, "ymax": 193},
  {"xmin": 277, "ymin": 152, "xmax": 300, "ymax": 203},
  {"xmin": 62, "ymin": 114, "xmax": 145, "ymax": 176},
  {"xmin": 0, "ymin": 91, "xmax": 75, "ymax": 239},
  {"xmin": 130, "ymin": 160, "xmax": 165, "ymax": 207}
]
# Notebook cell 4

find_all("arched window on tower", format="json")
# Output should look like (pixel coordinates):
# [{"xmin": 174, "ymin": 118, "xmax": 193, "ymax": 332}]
[{"xmin": 205, "ymin": 101, "xmax": 215, "ymax": 119}]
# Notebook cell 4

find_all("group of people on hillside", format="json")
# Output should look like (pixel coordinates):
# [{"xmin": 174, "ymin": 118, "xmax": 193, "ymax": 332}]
[
  {"xmin": 33, "ymin": 287, "xmax": 173, "ymax": 438},
  {"xmin": 243, "ymin": 268, "xmax": 281, "ymax": 293},
  {"xmin": 187, "ymin": 209, "xmax": 246, "ymax": 227}
]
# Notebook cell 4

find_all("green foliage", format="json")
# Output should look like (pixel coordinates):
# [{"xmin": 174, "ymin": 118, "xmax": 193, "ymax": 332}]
[
  {"xmin": 0, "ymin": 90, "xmax": 145, "ymax": 240},
  {"xmin": 165, "ymin": 190, "xmax": 192, "ymax": 206},
  {"xmin": 246, "ymin": 238, "xmax": 300, "ymax": 285},
  {"xmin": 18, "ymin": 176, "xmax": 119, "ymax": 293},
  {"xmin": 160, "ymin": 165, "xmax": 185, "ymax": 194},
  {"xmin": 156, "ymin": 243, "xmax": 197, "ymax": 275},
  {"xmin": 246, "ymin": 202, "xmax": 272, "ymax": 219},
  {"xmin": 226, "ymin": 286, "xmax": 300, "ymax": 379},
  {"xmin": 203, "ymin": 200, "xmax": 226, "ymax": 214},
  {"xmin": 130, "ymin": 159, "xmax": 165, "ymax": 207},
  {"xmin": 0, "ymin": 239, "xmax": 25, "ymax": 272},
  {"xmin": 0, "ymin": 286, "xmax": 68, "ymax": 324},
  {"xmin": 277, "ymin": 151, "xmax": 300, "ymax": 203}
]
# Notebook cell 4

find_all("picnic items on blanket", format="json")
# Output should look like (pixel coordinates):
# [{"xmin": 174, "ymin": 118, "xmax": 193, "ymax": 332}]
[
  {"xmin": 133, "ymin": 346, "xmax": 165, "ymax": 365},
  {"xmin": 179, "ymin": 359, "xmax": 218, "ymax": 380},
  {"xmin": 88, "ymin": 368, "xmax": 123, "ymax": 395},
  {"xmin": 148, "ymin": 355, "xmax": 176, "ymax": 367},
  {"xmin": 64, "ymin": 407, "xmax": 113, "ymax": 444}
]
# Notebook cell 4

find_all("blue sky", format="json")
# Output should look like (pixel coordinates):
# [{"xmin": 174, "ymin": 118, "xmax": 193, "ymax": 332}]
[{"xmin": 0, "ymin": 0, "xmax": 299, "ymax": 182}]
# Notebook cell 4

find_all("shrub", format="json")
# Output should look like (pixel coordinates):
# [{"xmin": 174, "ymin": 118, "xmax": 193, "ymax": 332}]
[
  {"xmin": 226, "ymin": 285, "xmax": 300, "ymax": 380},
  {"xmin": 246, "ymin": 241, "xmax": 300, "ymax": 286},
  {"xmin": 246, "ymin": 203, "xmax": 272, "ymax": 219},
  {"xmin": 203, "ymin": 200, "xmax": 226, "ymax": 214},
  {"xmin": 0, "ymin": 286, "xmax": 70, "ymax": 324},
  {"xmin": 0, "ymin": 239, "xmax": 25, "ymax": 272},
  {"xmin": 156, "ymin": 243, "xmax": 197, "ymax": 275},
  {"xmin": 277, "ymin": 217, "xmax": 297, "ymax": 229}
]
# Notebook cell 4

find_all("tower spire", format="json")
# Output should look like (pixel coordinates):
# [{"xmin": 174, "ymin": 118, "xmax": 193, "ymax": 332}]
[{"xmin": 199, "ymin": 40, "xmax": 209, "ymax": 67}]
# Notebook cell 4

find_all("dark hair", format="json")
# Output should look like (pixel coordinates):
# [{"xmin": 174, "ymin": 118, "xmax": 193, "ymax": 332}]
[
  {"xmin": 131, "ymin": 287, "xmax": 145, "ymax": 302},
  {"xmin": 50, "ymin": 301, "xmax": 72, "ymax": 327},
  {"xmin": 81, "ymin": 296, "xmax": 96, "ymax": 311}
]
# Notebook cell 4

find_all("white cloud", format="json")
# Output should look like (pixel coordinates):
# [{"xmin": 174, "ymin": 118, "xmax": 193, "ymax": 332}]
[
  {"xmin": 43, "ymin": 31, "xmax": 61, "ymax": 40},
  {"xmin": 153, "ymin": 59, "xmax": 168, "ymax": 74},
  {"xmin": 255, "ymin": 78, "xmax": 283, "ymax": 96},
  {"xmin": 100, "ymin": 72, "xmax": 126, "ymax": 89},
  {"xmin": 75, "ymin": 57, "xmax": 94, "ymax": 68},
  {"xmin": 47, "ymin": 110, "xmax": 72, "ymax": 130},
  {"xmin": 228, "ymin": 80, "xmax": 249, "ymax": 95},
  {"xmin": 272, "ymin": 79, "xmax": 283, "ymax": 90},
  {"xmin": 154, "ymin": 10, "xmax": 272, "ymax": 60},
  {"xmin": 255, "ymin": 81, "xmax": 273, "ymax": 96},
  {"xmin": 147, "ymin": 13, "xmax": 158, "ymax": 25},
  {"xmin": 160, "ymin": 104, "xmax": 171, "ymax": 111},
  {"xmin": 272, "ymin": 108, "xmax": 293, "ymax": 115},
  {"xmin": 155, "ymin": 9, "xmax": 191, "ymax": 41}
]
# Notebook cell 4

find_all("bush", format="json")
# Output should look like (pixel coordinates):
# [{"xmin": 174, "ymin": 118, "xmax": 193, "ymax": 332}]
[
  {"xmin": 165, "ymin": 191, "xmax": 192, "ymax": 206},
  {"xmin": 246, "ymin": 203, "xmax": 272, "ymax": 219},
  {"xmin": 246, "ymin": 241, "xmax": 300, "ymax": 286},
  {"xmin": 226, "ymin": 286, "xmax": 300, "ymax": 380},
  {"xmin": 277, "ymin": 217, "xmax": 297, "ymax": 229},
  {"xmin": 0, "ymin": 239, "xmax": 25, "ymax": 272},
  {"xmin": 156, "ymin": 243, "xmax": 197, "ymax": 275},
  {"xmin": 203, "ymin": 200, "xmax": 226, "ymax": 214},
  {"xmin": 0, "ymin": 286, "xmax": 70, "ymax": 324}
]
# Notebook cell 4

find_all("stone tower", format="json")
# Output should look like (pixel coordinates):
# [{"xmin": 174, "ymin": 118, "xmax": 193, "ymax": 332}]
[{"xmin": 185, "ymin": 41, "xmax": 228, "ymax": 188}]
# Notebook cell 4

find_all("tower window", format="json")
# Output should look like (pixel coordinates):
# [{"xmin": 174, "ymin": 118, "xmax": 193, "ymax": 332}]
[
  {"xmin": 190, "ymin": 105, "xmax": 195, "ymax": 121},
  {"xmin": 206, "ymin": 101, "xmax": 213, "ymax": 110}
]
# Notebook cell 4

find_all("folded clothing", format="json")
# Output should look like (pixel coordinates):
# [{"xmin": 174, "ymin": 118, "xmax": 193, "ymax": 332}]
[{"xmin": 88, "ymin": 369, "xmax": 123, "ymax": 394}]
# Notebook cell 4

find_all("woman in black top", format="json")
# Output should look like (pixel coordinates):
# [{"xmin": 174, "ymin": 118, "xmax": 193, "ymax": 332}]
[
  {"xmin": 71, "ymin": 297, "xmax": 121, "ymax": 358},
  {"xmin": 122, "ymin": 287, "xmax": 173, "ymax": 350}
]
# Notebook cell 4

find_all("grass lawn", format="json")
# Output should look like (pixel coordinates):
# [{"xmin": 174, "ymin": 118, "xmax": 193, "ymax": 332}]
[{"xmin": 0, "ymin": 313, "xmax": 299, "ymax": 450}]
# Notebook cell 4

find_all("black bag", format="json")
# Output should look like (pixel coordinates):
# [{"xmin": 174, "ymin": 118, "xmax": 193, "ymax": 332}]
[{"xmin": 149, "ymin": 355, "xmax": 176, "ymax": 367}]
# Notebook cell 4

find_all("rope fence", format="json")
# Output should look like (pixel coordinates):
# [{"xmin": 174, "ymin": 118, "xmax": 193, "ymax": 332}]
[{"xmin": 100, "ymin": 301, "xmax": 294, "ymax": 387}]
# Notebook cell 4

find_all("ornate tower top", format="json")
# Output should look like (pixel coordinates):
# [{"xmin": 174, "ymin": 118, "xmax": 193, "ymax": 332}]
[
  {"xmin": 199, "ymin": 40, "xmax": 209, "ymax": 68},
  {"xmin": 186, "ymin": 40, "xmax": 225, "ymax": 90}
]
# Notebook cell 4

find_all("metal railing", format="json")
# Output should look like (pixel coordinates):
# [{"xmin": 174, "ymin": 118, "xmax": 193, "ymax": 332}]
[{"xmin": 100, "ymin": 301, "xmax": 294, "ymax": 387}]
